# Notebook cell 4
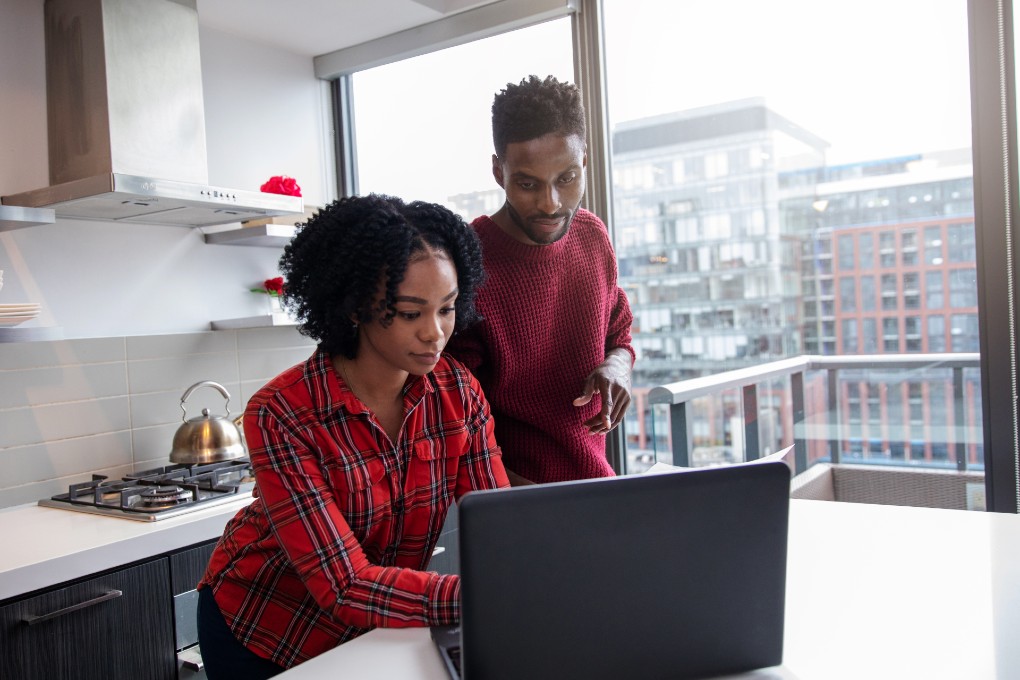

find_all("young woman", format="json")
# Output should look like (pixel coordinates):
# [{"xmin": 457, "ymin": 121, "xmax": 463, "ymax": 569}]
[{"xmin": 196, "ymin": 195, "xmax": 510, "ymax": 678}]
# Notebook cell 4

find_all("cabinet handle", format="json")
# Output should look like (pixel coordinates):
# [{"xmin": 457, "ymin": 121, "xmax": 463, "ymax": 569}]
[
  {"xmin": 21, "ymin": 589, "xmax": 123, "ymax": 626},
  {"xmin": 178, "ymin": 645, "xmax": 205, "ymax": 671}
]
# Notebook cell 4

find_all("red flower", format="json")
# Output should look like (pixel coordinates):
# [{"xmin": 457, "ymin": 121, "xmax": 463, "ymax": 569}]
[
  {"xmin": 263, "ymin": 277, "xmax": 285, "ymax": 295},
  {"xmin": 260, "ymin": 175, "xmax": 302, "ymax": 197},
  {"xmin": 251, "ymin": 277, "xmax": 285, "ymax": 296}
]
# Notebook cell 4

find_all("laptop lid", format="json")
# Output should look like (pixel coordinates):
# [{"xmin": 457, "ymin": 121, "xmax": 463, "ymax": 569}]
[{"xmin": 451, "ymin": 460, "xmax": 791, "ymax": 680}]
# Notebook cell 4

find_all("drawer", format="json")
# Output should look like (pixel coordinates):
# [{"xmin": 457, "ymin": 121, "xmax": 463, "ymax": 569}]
[
  {"xmin": 0, "ymin": 559, "xmax": 176, "ymax": 680},
  {"xmin": 170, "ymin": 541, "xmax": 217, "ymax": 596}
]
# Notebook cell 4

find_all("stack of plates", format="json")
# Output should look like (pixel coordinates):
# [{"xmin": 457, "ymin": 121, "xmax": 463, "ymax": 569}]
[{"xmin": 0, "ymin": 302, "xmax": 41, "ymax": 327}]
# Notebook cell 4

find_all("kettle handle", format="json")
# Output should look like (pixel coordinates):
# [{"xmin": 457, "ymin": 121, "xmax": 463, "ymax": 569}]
[{"xmin": 180, "ymin": 380, "xmax": 233, "ymax": 422}]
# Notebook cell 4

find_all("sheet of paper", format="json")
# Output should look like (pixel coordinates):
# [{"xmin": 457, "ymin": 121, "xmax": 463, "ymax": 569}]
[{"xmin": 644, "ymin": 445, "xmax": 795, "ymax": 474}]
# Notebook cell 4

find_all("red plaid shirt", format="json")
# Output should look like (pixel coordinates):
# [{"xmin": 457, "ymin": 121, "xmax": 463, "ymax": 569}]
[{"xmin": 198, "ymin": 350, "xmax": 509, "ymax": 668}]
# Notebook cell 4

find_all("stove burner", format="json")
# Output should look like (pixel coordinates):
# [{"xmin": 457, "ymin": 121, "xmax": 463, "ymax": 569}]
[
  {"xmin": 41, "ymin": 459, "xmax": 256, "ymax": 521},
  {"xmin": 139, "ymin": 485, "xmax": 194, "ymax": 507}
]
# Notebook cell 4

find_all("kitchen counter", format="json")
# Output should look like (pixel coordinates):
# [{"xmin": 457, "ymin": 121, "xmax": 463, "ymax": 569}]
[
  {"xmin": 276, "ymin": 500, "xmax": 1020, "ymax": 680},
  {"xmin": 0, "ymin": 494, "xmax": 253, "ymax": 601}
]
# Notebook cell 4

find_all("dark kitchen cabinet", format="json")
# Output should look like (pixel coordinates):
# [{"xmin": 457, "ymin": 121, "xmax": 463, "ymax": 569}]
[
  {"xmin": 170, "ymin": 541, "xmax": 216, "ymax": 595},
  {"xmin": 429, "ymin": 504, "xmax": 459, "ymax": 575},
  {"xmin": 0, "ymin": 558, "xmax": 176, "ymax": 680}
]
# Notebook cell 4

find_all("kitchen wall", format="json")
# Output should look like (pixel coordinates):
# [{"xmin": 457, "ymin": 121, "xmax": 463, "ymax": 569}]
[{"xmin": 0, "ymin": 0, "xmax": 334, "ymax": 507}]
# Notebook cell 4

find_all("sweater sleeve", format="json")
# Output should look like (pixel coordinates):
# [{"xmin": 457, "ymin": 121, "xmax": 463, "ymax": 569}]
[
  {"xmin": 606, "ymin": 284, "xmax": 636, "ymax": 366},
  {"xmin": 597, "ymin": 214, "xmax": 635, "ymax": 365}
]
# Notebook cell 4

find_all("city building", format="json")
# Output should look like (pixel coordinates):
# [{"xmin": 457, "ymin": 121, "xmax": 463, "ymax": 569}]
[{"xmin": 608, "ymin": 100, "xmax": 980, "ymax": 469}]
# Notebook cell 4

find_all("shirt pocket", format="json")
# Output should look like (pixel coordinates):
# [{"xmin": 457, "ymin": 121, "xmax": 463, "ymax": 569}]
[
  {"xmin": 412, "ymin": 429, "xmax": 468, "ymax": 494},
  {"xmin": 321, "ymin": 454, "xmax": 387, "ymax": 532}
]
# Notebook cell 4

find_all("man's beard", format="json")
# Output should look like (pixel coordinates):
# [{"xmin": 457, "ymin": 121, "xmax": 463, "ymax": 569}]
[{"xmin": 505, "ymin": 201, "xmax": 576, "ymax": 245}]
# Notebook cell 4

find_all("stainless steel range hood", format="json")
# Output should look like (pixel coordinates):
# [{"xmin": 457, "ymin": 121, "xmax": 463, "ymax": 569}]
[
  {"xmin": 3, "ymin": 173, "xmax": 303, "ymax": 228},
  {"xmin": 1, "ymin": 0, "xmax": 302, "ymax": 227}
]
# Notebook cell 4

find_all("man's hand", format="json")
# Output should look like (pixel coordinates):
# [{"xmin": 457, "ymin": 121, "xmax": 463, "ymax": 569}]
[
  {"xmin": 572, "ymin": 349, "xmax": 633, "ymax": 434},
  {"xmin": 505, "ymin": 469, "xmax": 536, "ymax": 486}
]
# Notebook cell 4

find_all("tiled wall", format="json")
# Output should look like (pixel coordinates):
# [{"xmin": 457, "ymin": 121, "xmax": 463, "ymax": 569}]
[{"xmin": 0, "ymin": 327, "xmax": 315, "ymax": 509}]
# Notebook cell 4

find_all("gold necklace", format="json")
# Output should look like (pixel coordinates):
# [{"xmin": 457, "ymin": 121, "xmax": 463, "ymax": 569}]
[{"xmin": 340, "ymin": 357, "xmax": 357, "ymax": 396}]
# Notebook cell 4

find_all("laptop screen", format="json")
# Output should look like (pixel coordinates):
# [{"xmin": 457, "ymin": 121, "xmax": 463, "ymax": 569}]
[{"xmin": 444, "ymin": 461, "xmax": 790, "ymax": 680}]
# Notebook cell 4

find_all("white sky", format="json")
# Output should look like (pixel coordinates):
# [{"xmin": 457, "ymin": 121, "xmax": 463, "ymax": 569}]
[{"xmin": 353, "ymin": 0, "xmax": 973, "ymax": 206}]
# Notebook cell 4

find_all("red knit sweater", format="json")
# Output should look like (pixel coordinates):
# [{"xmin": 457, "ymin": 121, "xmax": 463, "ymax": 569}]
[{"xmin": 446, "ymin": 209, "xmax": 634, "ymax": 483}]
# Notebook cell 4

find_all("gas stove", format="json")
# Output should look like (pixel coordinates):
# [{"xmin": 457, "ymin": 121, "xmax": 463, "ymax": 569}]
[{"xmin": 39, "ymin": 459, "xmax": 256, "ymax": 522}]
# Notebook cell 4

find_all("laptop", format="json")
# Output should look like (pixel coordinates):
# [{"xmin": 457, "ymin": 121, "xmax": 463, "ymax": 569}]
[{"xmin": 432, "ymin": 457, "xmax": 791, "ymax": 680}]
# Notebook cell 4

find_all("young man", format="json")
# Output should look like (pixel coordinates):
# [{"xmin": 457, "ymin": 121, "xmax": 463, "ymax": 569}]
[{"xmin": 447, "ymin": 75, "xmax": 635, "ymax": 485}]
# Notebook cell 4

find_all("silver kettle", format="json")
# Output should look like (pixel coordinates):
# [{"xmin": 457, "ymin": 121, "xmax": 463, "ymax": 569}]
[{"xmin": 169, "ymin": 381, "xmax": 246, "ymax": 464}]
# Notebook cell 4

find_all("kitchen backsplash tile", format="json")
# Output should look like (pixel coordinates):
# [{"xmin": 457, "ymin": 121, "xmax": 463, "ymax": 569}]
[
  {"xmin": 126, "ymin": 331, "xmax": 238, "ymax": 361},
  {"xmin": 130, "ymin": 422, "xmax": 182, "ymax": 469},
  {"xmin": 237, "ymin": 346, "xmax": 313, "ymax": 386},
  {"xmin": 127, "ymin": 352, "xmax": 241, "ymax": 395},
  {"xmin": 0, "ymin": 431, "xmax": 133, "ymax": 487},
  {"xmin": 0, "ymin": 337, "xmax": 126, "ymax": 370},
  {"xmin": 0, "ymin": 329, "xmax": 313, "ymax": 509},
  {"xmin": 239, "ymin": 379, "xmax": 273, "ymax": 408},
  {"xmin": 236, "ymin": 326, "xmax": 311, "ymax": 351},
  {"xmin": 0, "ymin": 362, "xmax": 128, "ymax": 410},
  {"xmin": 0, "ymin": 397, "xmax": 131, "ymax": 449}
]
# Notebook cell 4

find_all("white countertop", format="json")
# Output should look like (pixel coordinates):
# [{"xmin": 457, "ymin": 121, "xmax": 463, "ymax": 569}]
[
  {"xmin": 0, "ymin": 495, "xmax": 253, "ymax": 601},
  {"xmin": 277, "ymin": 499, "xmax": 1020, "ymax": 680}
]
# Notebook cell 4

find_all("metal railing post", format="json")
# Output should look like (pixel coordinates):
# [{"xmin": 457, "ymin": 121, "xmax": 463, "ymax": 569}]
[
  {"xmin": 953, "ymin": 367, "xmax": 967, "ymax": 472},
  {"xmin": 671, "ymin": 402, "xmax": 691, "ymax": 467},
  {"xmin": 743, "ymin": 384, "xmax": 760, "ymax": 461},
  {"xmin": 791, "ymin": 371, "xmax": 807, "ymax": 474},
  {"xmin": 827, "ymin": 368, "xmax": 841, "ymax": 464}
]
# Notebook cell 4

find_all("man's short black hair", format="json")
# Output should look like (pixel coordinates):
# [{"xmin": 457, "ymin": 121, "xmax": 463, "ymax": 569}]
[
  {"xmin": 279, "ymin": 194, "xmax": 485, "ymax": 358},
  {"xmin": 491, "ymin": 75, "xmax": 586, "ymax": 157}
]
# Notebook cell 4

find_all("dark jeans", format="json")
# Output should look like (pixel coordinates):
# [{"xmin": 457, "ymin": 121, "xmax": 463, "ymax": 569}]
[{"xmin": 197, "ymin": 586, "xmax": 285, "ymax": 680}]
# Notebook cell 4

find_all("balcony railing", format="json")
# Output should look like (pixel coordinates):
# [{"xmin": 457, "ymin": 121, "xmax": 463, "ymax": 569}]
[{"xmin": 647, "ymin": 353, "xmax": 981, "ymax": 474}]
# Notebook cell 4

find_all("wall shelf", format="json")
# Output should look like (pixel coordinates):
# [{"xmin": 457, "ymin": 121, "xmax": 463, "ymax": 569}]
[
  {"xmin": 203, "ymin": 223, "xmax": 297, "ymax": 247},
  {"xmin": 210, "ymin": 313, "xmax": 297, "ymax": 330},
  {"xmin": 0, "ymin": 327, "xmax": 64, "ymax": 343},
  {"xmin": 0, "ymin": 205, "xmax": 56, "ymax": 232}
]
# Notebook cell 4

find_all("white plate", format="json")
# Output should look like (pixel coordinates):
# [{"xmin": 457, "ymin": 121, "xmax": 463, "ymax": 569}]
[{"xmin": 0, "ymin": 304, "xmax": 40, "ymax": 311}]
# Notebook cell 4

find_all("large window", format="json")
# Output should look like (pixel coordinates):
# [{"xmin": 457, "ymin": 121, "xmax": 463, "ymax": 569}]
[
  {"xmin": 603, "ymin": 0, "xmax": 986, "ymax": 482},
  {"xmin": 350, "ymin": 19, "xmax": 573, "ymax": 211}
]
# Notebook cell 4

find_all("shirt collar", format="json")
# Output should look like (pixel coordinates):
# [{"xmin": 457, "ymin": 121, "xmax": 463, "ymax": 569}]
[{"xmin": 309, "ymin": 347, "xmax": 435, "ymax": 419}]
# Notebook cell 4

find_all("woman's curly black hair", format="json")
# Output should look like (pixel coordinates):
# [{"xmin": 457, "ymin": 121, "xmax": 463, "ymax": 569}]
[
  {"xmin": 491, "ymin": 75, "xmax": 586, "ymax": 157},
  {"xmin": 278, "ymin": 194, "xmax": 485, "ymax": 358}
]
